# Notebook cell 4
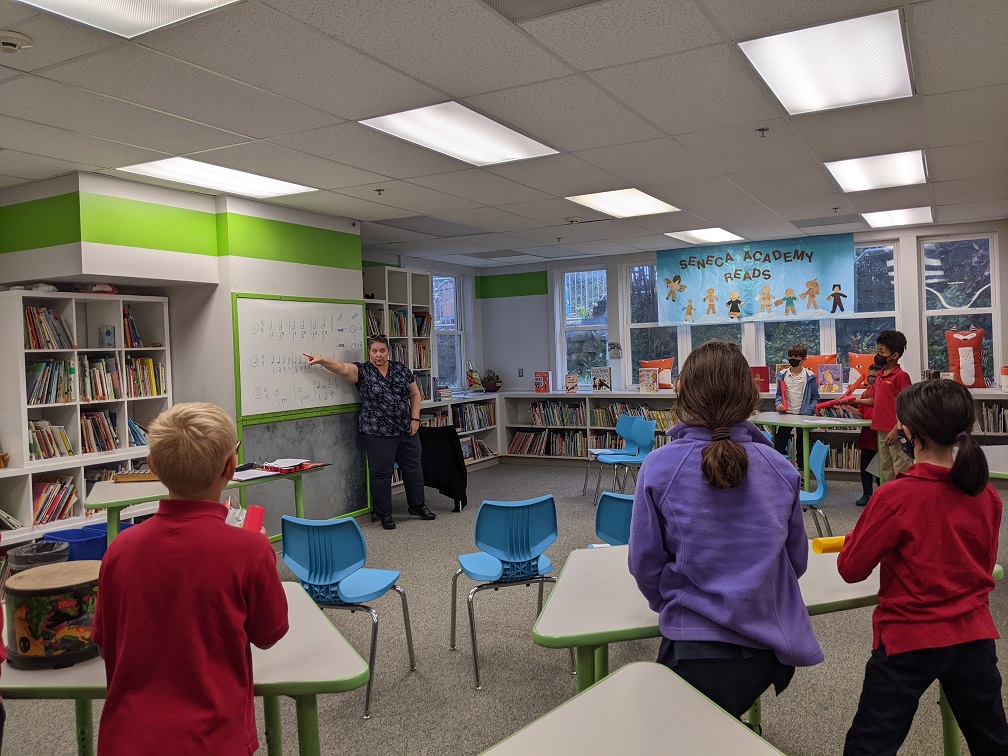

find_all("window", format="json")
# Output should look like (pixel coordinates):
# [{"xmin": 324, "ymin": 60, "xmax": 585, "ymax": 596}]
[
  {"xmin": 627, "ymin": 265, "xmax": 677, "ymax": 384},
  {"xmin": 836, "ymin": 244, "xmax": 898, "ymax": 378},
  {"xmin": 563, "ymin": 269, "xmax": 608, "ymax": 384},
  {"xmin": 764, "ymin": 320, "xmax": 820, "ymax": 371},
  {"xmin": 921, "ymin": 237, "xmax": 997, "ymax": 385},
  {"xmin": 433, "ymin": 275, "xmax": 463, "ymax": 389},
  {"xmin": 691, "ymin": 323, "xmax": 742, "ymax": 349}
]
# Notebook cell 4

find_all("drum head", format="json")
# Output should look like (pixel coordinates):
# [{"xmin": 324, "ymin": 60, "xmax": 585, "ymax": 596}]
[{"xmin": 5, "ymin": 560, "xmax": 101, "ymax": 594}]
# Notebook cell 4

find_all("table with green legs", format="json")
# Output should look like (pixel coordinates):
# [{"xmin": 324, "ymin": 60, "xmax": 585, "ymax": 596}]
[
  {"xmin": 982, "ymin": 445, "xmax": 1008, "ymax": 480},
  {"xmin": 0, "ymin": 582, "xmax": 368, "ymax": 756}
]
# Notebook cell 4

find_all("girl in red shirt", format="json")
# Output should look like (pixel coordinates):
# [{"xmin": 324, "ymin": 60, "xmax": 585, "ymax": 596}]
[{"xmin": 838, "ymin": 380, "xmax": 1007, "ymax": 756}]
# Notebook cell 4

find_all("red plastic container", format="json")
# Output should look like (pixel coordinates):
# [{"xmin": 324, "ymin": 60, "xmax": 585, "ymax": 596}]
[{"xmin": 242, "ymin": 505, "xmax": 265, "ymax": 532}]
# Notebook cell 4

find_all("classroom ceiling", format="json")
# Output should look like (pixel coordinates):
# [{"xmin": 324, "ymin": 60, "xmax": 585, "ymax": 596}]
[{"xmin": 0, "ymin": 0, "xmax": 1005, "ymax": 267}]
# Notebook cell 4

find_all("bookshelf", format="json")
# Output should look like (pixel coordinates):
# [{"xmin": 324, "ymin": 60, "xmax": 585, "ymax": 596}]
[{"xmin": 0, "ymin": 291, "xmax": 171, "ymax": 544}]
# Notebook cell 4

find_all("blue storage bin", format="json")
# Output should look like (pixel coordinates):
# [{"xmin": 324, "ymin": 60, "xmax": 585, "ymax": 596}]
[
  {"xmin": 81, "ymin": 521, "xmax": 134, "ymax": 537},
  {"xmin": 43, "ymin": 528, "xmax": 107, "ymax": 561}
]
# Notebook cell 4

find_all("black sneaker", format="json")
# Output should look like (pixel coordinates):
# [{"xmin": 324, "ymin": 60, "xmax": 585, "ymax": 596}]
[
  {"xmin": 408, "ymin": 506, "xmax": 436, "ymax": 520},
  {"xmin": 854, "ymin": 495, "xmax": 870, "ymax": 507},
  {"xmin": 380, "ymin": 515, "xmax": 396, "ymax": 530}
]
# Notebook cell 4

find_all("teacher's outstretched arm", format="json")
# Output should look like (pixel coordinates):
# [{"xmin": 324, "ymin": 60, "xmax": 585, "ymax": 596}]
[{"xmin": 304, "ymin": 354, "xmax": 360, "ymax": 384}]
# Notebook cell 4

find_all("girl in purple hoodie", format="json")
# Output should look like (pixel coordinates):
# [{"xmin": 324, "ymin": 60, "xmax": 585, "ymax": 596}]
[{"xmin": 629, "ymin": 341, "xmax": 823, "ymax": 718}]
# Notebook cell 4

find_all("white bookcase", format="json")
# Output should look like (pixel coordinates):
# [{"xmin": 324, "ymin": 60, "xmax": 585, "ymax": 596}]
[{"xmin": 0, "ymin": 291, "xmax": 172, "ymax": 544}]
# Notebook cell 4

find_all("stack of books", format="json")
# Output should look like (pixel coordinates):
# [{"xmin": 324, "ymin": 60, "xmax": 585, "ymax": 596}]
[
  {"xmin": 125, "ymin": 357, "xmax": 165, "ymax": 397},
  {"xmin": 127, "ymin": 417, "xmax": 148, "ymax": 447},
  {"xmin": 26, "ymin": 360, "xmax": 75, "ymax": 404},
  {"xmin": 24, "ymin": 306, "xmax": 75, "ymax": 349},
  {"xmin": 436, "ymin": 384, "xmax": 452, "ymax": 401},
  {"xmin": 0, "ymin": 509, "xmax": 23, "ymax": 530},
  {"xmin": 389, "ymin": 310, "xmax": 408, "ymax": 337},
  {"xmin": 79, "ymin": 355, "xmax": 123, "ymax": 401},
  {"xmin": 32, "ymin": 476, "xmax": 78, "ymax": 525},
  {"xmin": 28, "ymin": 420, "xmax": 75, "ymax": 460},
  {"xmin": 81, "ymin": 410, "xmax": 119, "ymax": 453},
  {"xmin": 412, "ymin": 311, "xmax": 432, "ymax": 337},
  {"xmin": 122, "ymin": 306, "xmax": 143, "ymax": 348},
  {"xmin": 365, "ymin": 309, "xmax": 383, "ymax": 338}
]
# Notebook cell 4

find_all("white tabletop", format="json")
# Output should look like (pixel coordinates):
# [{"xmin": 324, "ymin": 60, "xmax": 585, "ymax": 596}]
[
  {"xmin": 533, "ymin": 544, "xmax": 879, "ymax": 647},
  {"xmin": 84, "ymin": 471, "xmax": 307, "ymax": 511},
  {"xmin": 483, "ymin": 662, "xmax": 784, "ymax": 755},
  {"xmin": 751, "ymin": 411, "xmax": 869, "ymax": 429},
  {"xmin": 0, "ymin": 583, "xmax": 368, "ymax": 698},
  {"xmin": 982, "ymin": 446, "xmax": 1008, "ymax": 479}
]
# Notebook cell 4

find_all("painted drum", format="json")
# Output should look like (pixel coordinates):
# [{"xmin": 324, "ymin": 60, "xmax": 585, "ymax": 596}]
[{"xmin": 5, "ymin": 560, "xmax": 100, "ymax": 670}]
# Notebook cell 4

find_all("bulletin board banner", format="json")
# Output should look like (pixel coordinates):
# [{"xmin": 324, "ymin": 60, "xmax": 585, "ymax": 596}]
[{"xmin": 656, "ymin": 233, "xmax": 855, "ymax": 325}]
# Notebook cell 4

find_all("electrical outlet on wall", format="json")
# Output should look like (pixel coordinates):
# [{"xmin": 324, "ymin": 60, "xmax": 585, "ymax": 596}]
[{"xmin": 518, "ymin": 368, "xmax": 524, "ymax": 377}]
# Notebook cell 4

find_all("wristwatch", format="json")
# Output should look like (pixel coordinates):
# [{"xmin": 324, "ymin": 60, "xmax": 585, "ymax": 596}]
[{"xmin": 411, "ymin": 417, "xmax": 421, "ymax": 421}]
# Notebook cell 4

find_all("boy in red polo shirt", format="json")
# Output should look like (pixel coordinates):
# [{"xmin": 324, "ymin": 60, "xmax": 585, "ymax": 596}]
[
  {"xmin": 851, "ymin": 330, "xmax": 912, "ymax": 483},
  {"xmin": 92, "ymin": 403, "xmax": 288, "ymax": 755}
]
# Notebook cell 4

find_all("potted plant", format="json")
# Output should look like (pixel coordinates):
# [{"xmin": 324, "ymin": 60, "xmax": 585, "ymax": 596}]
[{"xmin": 482, "ymin": 369, "xmax": 502, "ymax": 392}]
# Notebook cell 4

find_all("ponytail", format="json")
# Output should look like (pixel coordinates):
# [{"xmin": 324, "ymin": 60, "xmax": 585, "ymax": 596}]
[
  {"xmin": 702, "ymin": 438, "xmax": 748, "ymax": 489},
  {"xmin": 951, "ymin": 432, "xmax": 988, "ymax": 497}
]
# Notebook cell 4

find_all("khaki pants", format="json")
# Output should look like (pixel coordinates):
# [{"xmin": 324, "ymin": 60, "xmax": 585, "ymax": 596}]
[{"xmin": 877, "ymin": 431, "xmax": 912, "ymax": 483}]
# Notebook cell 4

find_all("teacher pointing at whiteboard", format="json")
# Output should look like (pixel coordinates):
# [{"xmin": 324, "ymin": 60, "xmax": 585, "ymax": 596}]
[{"xmin": 305, "ymin": 335, "xmax": 435, "ymax": 530}]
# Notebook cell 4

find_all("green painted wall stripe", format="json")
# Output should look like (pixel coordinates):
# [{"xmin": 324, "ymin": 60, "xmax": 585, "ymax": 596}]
[
  {"xmin": 0, "ymin": 193, "xmax": 82, "ymax": 254},
  {"xmin": 79, "ymin": 193, "xmax": 218, "ymax": 256},
  {"xmin": 475, "ymin": 271, "xmax": 548, "ymax": 298},
  {"xmin": 223, "ymin": 213, "xmax": 361, "ymax": 269}
]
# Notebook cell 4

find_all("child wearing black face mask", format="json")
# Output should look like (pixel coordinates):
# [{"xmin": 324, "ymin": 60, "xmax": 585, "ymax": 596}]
[
  {"xmin": 773, "ymin": 343, "xmax": 820, "ymax": 462},
  {"xmin": 837, "ymin": 380, "xmax": 1007, "ymax": 756}
]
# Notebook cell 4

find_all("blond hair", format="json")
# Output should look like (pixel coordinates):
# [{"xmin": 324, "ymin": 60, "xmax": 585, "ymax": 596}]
[{"xmin": 148, "ymin": 403, "xmax": 237, "ymax": 499}]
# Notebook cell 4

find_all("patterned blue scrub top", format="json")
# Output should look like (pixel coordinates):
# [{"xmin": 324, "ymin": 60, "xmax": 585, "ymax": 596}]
[{"xmin": 353, "ymin": 360, "xmax": 415, "ymax": 436}]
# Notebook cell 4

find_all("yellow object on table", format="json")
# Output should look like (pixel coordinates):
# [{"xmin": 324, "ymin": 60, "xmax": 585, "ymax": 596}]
[{"xmin": 812, "ymin": 536, "xmax": 846, "ymax": 554}]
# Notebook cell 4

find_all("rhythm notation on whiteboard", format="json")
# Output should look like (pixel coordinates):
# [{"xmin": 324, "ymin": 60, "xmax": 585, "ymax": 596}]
[{"xmin": 249, "ymin": 312, "xmax": 363, "ymax": 350}]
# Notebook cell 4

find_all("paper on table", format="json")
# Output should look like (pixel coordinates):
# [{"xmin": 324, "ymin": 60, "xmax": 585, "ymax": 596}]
[
  {"xmin": 268, "ymin": 458, "xmax": 310, "ymax": 469},
  {"xmin": 232, "ymin": 469, "xmax": 275, "ymax": 481}
]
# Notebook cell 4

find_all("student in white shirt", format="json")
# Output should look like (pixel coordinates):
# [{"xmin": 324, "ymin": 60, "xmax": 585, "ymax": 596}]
[{"xmin": 773, "ymin": 343, "xmax": 821, "ymax": 462}]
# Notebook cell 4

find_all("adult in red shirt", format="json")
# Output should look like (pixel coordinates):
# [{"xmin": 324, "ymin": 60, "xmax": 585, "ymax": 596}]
[
  {"xmin": 838, "ymin": 380, "xmax": 1007, "ymax": 756},
  {"xmin": 93, "ymin": 403, "xmax": 288, "ymax": 755}
]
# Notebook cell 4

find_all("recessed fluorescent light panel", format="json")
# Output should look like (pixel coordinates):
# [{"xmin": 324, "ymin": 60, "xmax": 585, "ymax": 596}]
[
  {"xmin": 118, "ymin": 158, "xmax": 316, "ymax": 199},
  {"xmin": 825, "ymin": 150, "xmax": 927, "ymax": 192},
  {"xmin": 359, "ymin": 102, "xmax": 557, "ymax": 166},
  {"xmin": 664, "ymin": 228, "xmax": 744, "ymax": 245},
  {"xmin": 739, "ymin": 10, "xmax": 913, "ymax": 115},
  {"xmin": 861, "ymin": 206, "xmax": 933, "ymax": 228},
  {"xmin": 18, "ymin": 0, "xmax": 242, "ymax": 39},
  {"xmin": 565, "ymin": 189, "xmax": 679, "ymax": 218}
]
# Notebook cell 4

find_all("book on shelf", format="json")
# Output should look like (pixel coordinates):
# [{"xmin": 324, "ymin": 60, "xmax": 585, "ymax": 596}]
[
  {"xmin": 26, "ymin": 360, "xmax": 75, "ymax": 404},
  {"xmin": 127, "ymin": 417, "xmax": 148, "ymax": 446},
  {"xmin": 125, "ymin": 356, "xmax": 165, "ymax": 397},
  {"xmin": 24, "ymin": 306, "xmax": 75, "ymax": 350},
  {"xmin": 774, "ymin": 363, "xmax": 790, "ymax": 378},
  {"xmin": 365, "ymin": 308, "xmax": 383, "ymax": 338},
  {"xmin": 591, "ymin": 367, "xmax": 612, "ymax": 392},
  {"xmin": 472, "ymin": 439, "xmax": 494, "ymax": 460},
  {"xmin": 0, "ymin": 508, "xmax": 23, "ymax": 530},
  {"xmin": 454, "ymin": 401, "xmax": 495, "ymax": 432},
  {"xmin": 81, "ymin": 410, "xmax": 119, "ymax": 453},
  {"xmin": 529, "ymin": 400, "xmax": 585, "ymax": 427},
  {"xmin": 412, "ymin": 311, "xmax": 432, "ymax": 337},
  {"xmin": 749, "ymin": 366, "xmax": 770, "ymax": 393},
  {"xmin": 565, "ymin": 373, "xmax": 579, "ymax": 393},
  {"xmin": 638, "ymin": 368, "xmax": 659, "ymax": 394},
  {"xmin": 460, "ymin": 437, "xmax": 474, "ymax": 460},
  {"xmin": 32, "ymin": 476, "xmax": 78, "ymax": 526},
  {"xmin": 122, "ymin": 306, "xmax": 143, "ymax": 348},
  {"xmin": 534, "ymin": 371, "xmax": 552, "ymax": 393},
  {"xmin": 79, "ymin": 354, "xmax": 123, "ymax": 402},
  {"xmin": 28, "ymin": 420, "xmax": 75, "ymax": 460},
  {"xmin": 389, "ymin": 310, "xmax": 408, "ymax": 337}
]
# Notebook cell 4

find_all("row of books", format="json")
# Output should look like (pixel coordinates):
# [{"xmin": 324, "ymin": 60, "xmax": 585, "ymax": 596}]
[
  {"xmin": 123, "ymin": 306, "xmax": 144, "ymax": 348},
  {"xmin": 0, "ymin": 508, "xmax": 22, "ymax": 530},
  {"xmin": 412, "ymin": 341, "xmax": 431, "ymax": 369},
  {"xmin": 125, "ymin": 357, "xmax": 165, "ymax": 397},
  {"xmin": 81, "ymin": 410, "xmax": 119, "ymax": 453},
  {"xmin": 388, "ymin": 309, "xmax": 409, "ymax": 337},
  {"xmin": 590, "ymin": 403, "xmax": 678, "ymax": 431},
  {"xmin": 79, "ymin": 354, "xmax": 123, "ymax": 401},
  {"xmin": 33, "ymin": 476, "xmax": 78, "ymax": 525},
  {"xmin": 825, "ymin": 443, "xmax": 866, "ymax": 472},
  {"xmin": 389, "ymin": 342, "xmax": 409, "ymax": 364},
  {"xmin": 127, "ymin": 417, "xmax": 148, "ymax": 447},
  {"xmin": 507, "ymin": 429, "xmax": 587, "ymax": 458},
  {"xmin": 28, "ymin": 420, "xmax": 74, "ymax": 460},
  {"xmin": 418, "ymin": 410, "xmax": 450, "ymax": 427},
  {"xmin": 415, "ymin": 376, "xmax": 430, "ymax": 401},
  {"xmin": 454, "ymin": 401, "xmax": 495, "ymax": 432},
  {"xmin": 528, "ymin": 401, "xmax": 586, "ymax": 427},
  {"xmin": 817, "ymin": 404, "xmax": 862, "ymax": 419},
  {"xmin": 24, "ymin": 306, "xmax": 75, "ymax": 350},
  {"xmin": 977, "ymin": 402, "xmax": 1008, "ymax": 434},
  {"xmin": 412, "ymin": 311, "xmax": 431, "ymax": 337},
  {"xmin": 366, "ymin": 309, "xmax": 383, "ymax": 338},
  {"xmin": 470, "ymin": 438, "xmax": 494, "ymax": 460},
  {"xmin": 436, "ymin": 385, "xmax": 453, "ymax": 401},
  {"xmin": 26, "ymin": 360, "xmax": 75, "ymax": 405}
]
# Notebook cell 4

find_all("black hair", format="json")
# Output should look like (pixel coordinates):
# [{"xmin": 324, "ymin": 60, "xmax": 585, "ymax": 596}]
[
  {"xmin": 832, "ymin": 284, "xmax": 841, "ymax": 289},
  {"xmin": 787, "ymin": 343, "xmax": 808, "ymax": 359},
  {"xmin": 368, "ymin": 335, "xmax": 390, "ymax": 348},
  {"xmin": 877, "ymin": 329, "xmax": 907, "ymax": 357},
  {"xmin": 895, "ymin": 380, "xmax": 988, "ymax": 496}
]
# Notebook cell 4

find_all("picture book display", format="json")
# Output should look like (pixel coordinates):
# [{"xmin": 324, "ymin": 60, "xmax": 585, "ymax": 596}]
[
  {"xmin": 638, "ymin": 368, "xmax": 659, "ymax": 393},
  {"xmin": 591, "ymin": 367, "xmax": 612, "ymax": 392},
  {"xmin": 534, "ymin": 371, "xmax": 552, "ymax": 393},
  {"xmin": 565, "ymin": 373, "xmax": 579, "ymax": 393},
  {"xmin": 749, "ymin": 365, "xmax": 770, "ymax": 393},
  {"xmin": 817, "ymin": 364, "xmax": 843, "ymax": 393}
]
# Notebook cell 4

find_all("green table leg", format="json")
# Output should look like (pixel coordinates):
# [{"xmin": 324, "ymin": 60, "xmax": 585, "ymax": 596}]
[
  {"xmin": 939, "ymin": 686, "xmax": 961, "ymax": 756},
  {"xmin": 75, "ymin": 698, "xmax": 94, "ymax": 756},
  {"xmin": 264, "ymin": 695, "xmax": 283, "ymax": 756},
  {"xmin": 106, "ymin": 507, "xmax": 122, "ymax": 547},
  {"xmin": 802, "ymin": 428, "xmax": 812, "ymax": 492},
  {"xmin": 575, "ymin": 646, "xmax": 596, "ymax": 692},
  {"xmin": 293, "ymin": 475, "xmax": 305, "ymax": 519},
  {"xmin": 294, "ymin": 694, "xmax": 321, "ymax": 756},
  {"xmin": 594, "ymin": 644, "xmax": 609, "ymax": 683},
  {"xmin": 746, "ymin": 696, "xmax": 762, "ymax": 733}
]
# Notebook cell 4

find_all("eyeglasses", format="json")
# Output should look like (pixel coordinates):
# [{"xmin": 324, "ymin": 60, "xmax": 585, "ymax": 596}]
[{"xmin": 235, "ymin": 440, "xmax": 242, "ymax": 456}]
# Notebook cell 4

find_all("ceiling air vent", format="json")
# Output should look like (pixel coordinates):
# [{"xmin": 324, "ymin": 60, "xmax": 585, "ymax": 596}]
[{"xmin": 481, "ymin": 0, "xmax": 604, "ymax": 24}]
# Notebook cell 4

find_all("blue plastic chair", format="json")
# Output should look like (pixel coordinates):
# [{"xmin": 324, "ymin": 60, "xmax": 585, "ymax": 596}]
[
  {"xmin": 594, "ymin": 419, "xmax": 657, "ymax": 501},
  {"xmin": 281, "ymin": 515, "xmax": 416, "ymax": 718},
  {"xmin": 583, "ymin": 414, "xmax": 639, "ymax": 496},
  {"xmin": 450, "ymin": 495, "xmax": 570, "ymax": 689},
  {"xmin": 799, "ymin": 441, "xmax": 832, "ymax": 537},
  {"xmin": 593, "ymin": 492, "xmax": 634, "ymax": 546}
]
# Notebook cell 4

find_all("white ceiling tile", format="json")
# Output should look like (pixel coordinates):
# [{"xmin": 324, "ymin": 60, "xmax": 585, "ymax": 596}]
[
  {"xmin": 0, "ymin": 66, "xmax": 21, "ymax": 83},
  {"xmin": 934, "ymin": 200, "xmax": 1008, "ymax": 223},
  {"xmin": 0, "ymin": 12, "xmax": 122, "ymax": 72},
  {"xmin": 262, "ymin": 0, "xmax": 572, "ymax": 97},
  {"xmin": 621, "ymin": 234, "xmax": 679, "ymax": 250},
  {"xmin": 791, "ymin": 98, "xmax": 927, "ymax": 162},
  {"xmin": 729, "ymin": 164, "xmax": 842, "ymax": 205},
  {"xmin": 630, "ymin": 211, "xmax": 722, "ymax": 234},
  {"xmin": 576, "ymin": 219, "xmax": 656, "ymax": 240},
  {"xmin": 486, "ymin": 154, "xmax": 623, "ymax": 197},
  {"xmin": 764, "ymin": 193, "xmax": 857, "ymax": 224},
  {"xmin": 266, "ymin": 190, "xmax": 411, "ymax": 222},
  {"xmin": 0, "ymin": 2, "xmax": 38, "ymax": 26},
  {"xmin": 933, "ymin": 175, "xmax": 1008, "ymax": 206},
  {"xmin": 643, "ymin": 175, "xmax": 754, "ymax": 210},
  {"xmin": 272, "ymin": 122, "xmax": 467, "ymax": 179},
  {"xmin": 519, "ymin": 245, "xmax": 594, "ymax": 259},
  {"xmin": 677, "ymin": 119, "xmax": 817, "ymax": 174},
  {"xmin": 0, "ymin": 76, "xmax": 246, "ymax": 153},
  {"xmin": 140, "ymin": 2, "xmax": 442, "ymax": 120},
  {"xmin": 430, "ymin": 206, "xmax": 545, "ymax": 233},
  {"xmin": 923, "ymin": 85, "xmax": 1008, "ymax": 147},
  {"xmin": 0, "ymin": 149, "xmax": 97, "ymax": 179},
  {"xmin": 385, "ymin": 237, "xmax": 488, "ymax": 255},
  {"xmin": 335, "ymin": 181, "xmax": 482, "ymax": 215},
  {"xmin": 909, "ymin": 0, "xmax": 1008, "ymax": 95},
  {"xmin": 926, "ymin": 141, "xmax": 1008, "ymax": 182},
  {"xmin": 188, "ymin": 141, "xmax": 389, "ymax": 190},
  {"xmin": 44, "ymin": 44, "xmax": 340, "ymax": 139},
  {"xmin": 521, "ymin": 0, "xmax": 720, "ymax": 70},
  {"xmin": 574, "ymin": 137, "xmax": 718, "ymax": 186},
  {"xmin": 446, "ymin": 252, "xmax": 542, "ymax": 266},
  {"xmin": 408, "ymin": 170, "xmax": 550, "ymax": 206},
  {"xmin": 846, "ymin": 184, "xmax": 936, "ymax": 213},
  {"xmin": 359, "ymin": 223, "xmax": 434, "ymax": 244},
  {"xmin": 689, "ymin": 203, "xmax": 798, "ymax": 239},
  {"xmin": 700, "ymin": 0, "xmax": 897, "ymax": 40},
  {"xmin": 444, "ymin": 232, "xmax": 532, "ymax": 249},
  {"xmin": 501, "ymin": 197, "xmax": 611, "ymax": 225},
  {"xmin": 511, "ymin": 225, "xmax": 598, "ymax": 245},
  {"xmin": 0, "ymin": 173, "xmax": 27, "ymax": 189},
  {"xmin": 590, "ymin": 45, "xmax": 782, "ymax": 135},
  {"xmin": 0, "ymin": 114, "xmax": 168, "ymax": 167},
  {"xmin": 468, "ymin": 75, "xmax": 662, "ymax": 152},
  {"xmin": 555, "ymin": 239, "xmax": 637, "ymax": 255}
]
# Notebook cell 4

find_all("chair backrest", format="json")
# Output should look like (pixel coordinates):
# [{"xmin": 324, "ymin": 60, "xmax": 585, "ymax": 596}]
[
  {"xmin": 614, "ymin": 414, "xmax": 639, "ymax": 454},
  {"xmin": 281, "ymin": 515, "xmax": 367, "ymax": 587},
  {"xmin": 629, "ymin": 419, "xmax": 658, "ymax": 455},
  {"xmin": 473, "ymin": 495, "xmax": 558, "ymax": 578},
  {"xmin": 809, "ymin": 440, "xmax": 830, "ymax": 490},
  {"xmin": 595, "ymin": 492, "xmax": 633, "ymax": 546}
]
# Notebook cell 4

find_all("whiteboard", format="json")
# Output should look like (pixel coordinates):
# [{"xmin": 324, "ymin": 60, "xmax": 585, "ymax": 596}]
[{"xmin": 235, "ymin": 295, "xmax": 365, "ymax": 418}]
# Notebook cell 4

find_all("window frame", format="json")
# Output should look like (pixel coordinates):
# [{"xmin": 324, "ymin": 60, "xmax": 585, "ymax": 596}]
[
  {"xmin": 432, "ymin": 273, "xmax": 464, "ymax": 390},
  {"xmin": 622, "ymin": 262, "xmax": 679, "ymax": 386},
  {"xmin": 561, "ymin": 266, "xmax": 610, "ymax": 386}
]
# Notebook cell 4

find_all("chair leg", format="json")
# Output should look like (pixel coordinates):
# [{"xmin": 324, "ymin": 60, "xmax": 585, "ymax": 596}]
[
  {"xmin": 537, "ymin": 578, "xmax": 544, "ymax": 615},
  {"xmin": 450, "ymin": 568, "xmax": 463, "ymax": 650},
  {"xmin": 393, "ymin": 585, "xmax": 417, "ymax": 671},
  {"xmin": 805, "ymin": 506, "xmax": 824, "ymax": 538},
  {"xmin": 332, "ymin": 604, "xmax": 380, "ymax": 719},
  {"xmin": 582, "ymin": 456, "xmax": 594, "ymax": 496},
  {"xmin": 817, "ymin": 509, "xmax": 833, "ymax": 537},
  {"xmin": 593, "ymin": 462, "xmax": 604, "ymax": 503},
  {"xmin": 467, "ymin": 584, "xmax": 484, "ymax": 690},
  {"xmin": 612, "ymin": 463, "xmax": 619, "ymax": 493}
]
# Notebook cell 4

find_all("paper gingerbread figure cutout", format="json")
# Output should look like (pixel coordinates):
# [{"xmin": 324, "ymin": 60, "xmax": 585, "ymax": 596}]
[
  {"xmin": 726, "ymin": 291, "xmax": 743, "ymax": 319},
  {"xmin": 774, "ymin": 288, "xmax": 797, "ymax": 316},
  {"xmin": 799, "ymin": 279, "xmax": 820, "ymax": 310},
  {"xmin": 704, "ymin": 288, "xmax": 718, "ymax": 316},
  {"xmin": 827, "ymin": 283, "xmax": 847, "ymax": 313},
  {"xmin": 683, "ymin": 298, "xmax": 695, "ymax": 323},
  {"xmin": 664, "ymin": 275, "xmax": 686, "ymax": 301},
  {"xmin": 757, "ymin": 285, "xmax": 776, "ymax": 314}
]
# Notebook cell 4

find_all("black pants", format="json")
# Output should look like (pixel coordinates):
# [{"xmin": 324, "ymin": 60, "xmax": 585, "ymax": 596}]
[
  {"xmin": 773, "ymin": 425, "xmax": 803, "ymax": 464},
  {"xmin": 845, "ymin": 639, "xmax": 1008, "ymax": 756},
  {"xmin": 859, "ymin": 448, "xmax": 878, "ymax": 498},
  {"xmin": 360, "ymin": 433, "xmax": 424, "ymax": 518},
  {"xmin": 657, "ymin": 638, "xmax": 794, "ymax": 719}
]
